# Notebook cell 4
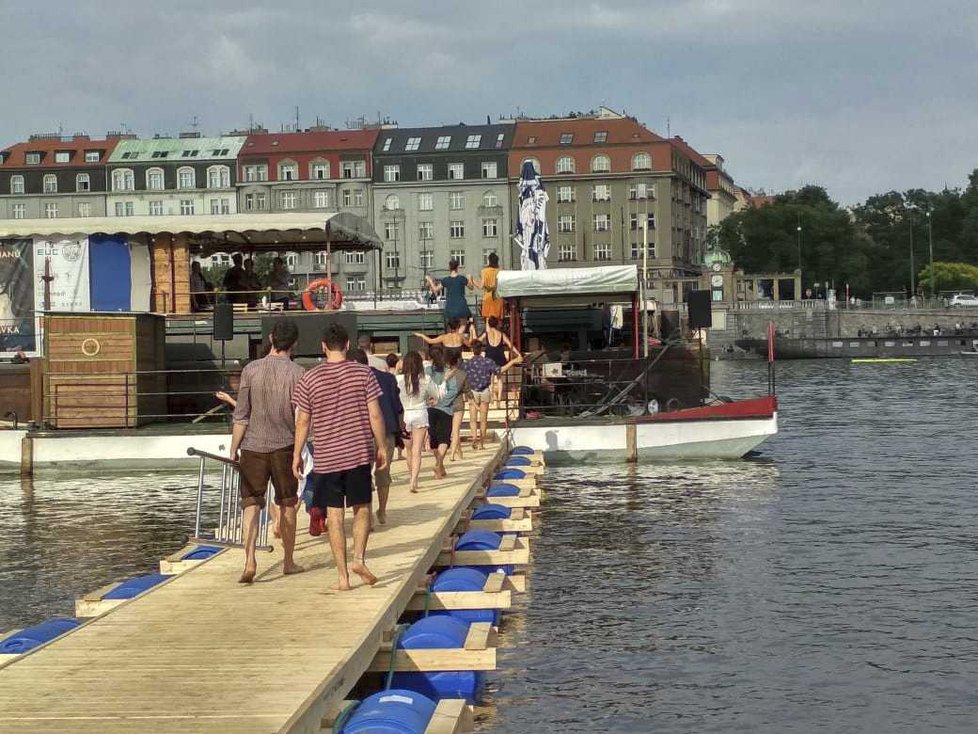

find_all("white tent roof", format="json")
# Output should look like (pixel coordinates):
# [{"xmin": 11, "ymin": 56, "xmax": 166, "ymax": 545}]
[
  {"xmin": 496, "ymin": 265, "xmax": 639, "ymax": 299},
  {"xmin": 0, "ymin": 212, "xmax": 381, "ymax": 252}
]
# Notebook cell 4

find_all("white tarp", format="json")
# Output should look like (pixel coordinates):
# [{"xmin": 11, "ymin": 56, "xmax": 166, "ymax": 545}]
[
  {"xmin": 496, "ymin": 265, "xmax": 639, "ymax": 299},
  {"xmin": 33, "ymin": 236, "xmax": 90, "ymax": 312}
]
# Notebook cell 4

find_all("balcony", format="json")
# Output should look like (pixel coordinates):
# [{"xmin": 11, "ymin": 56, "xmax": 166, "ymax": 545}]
[{"xmin": 478, "ymin": 205, "xmax": 503, "ymax": 216}]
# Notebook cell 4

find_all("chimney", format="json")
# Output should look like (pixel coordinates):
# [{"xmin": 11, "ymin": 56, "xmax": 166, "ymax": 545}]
[{"xmin": 179, "ymin": 131, "xmax": 202, "ymax": 139}]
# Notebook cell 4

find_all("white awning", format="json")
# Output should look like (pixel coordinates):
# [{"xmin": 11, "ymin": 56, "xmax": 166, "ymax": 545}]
[
  {"xmin": 497, "ymin": 265, "xmax": 639, "ymax": 299},
  {"xmin": 0, "ymin": 212, "xmax": 381, "ymax": 252}
]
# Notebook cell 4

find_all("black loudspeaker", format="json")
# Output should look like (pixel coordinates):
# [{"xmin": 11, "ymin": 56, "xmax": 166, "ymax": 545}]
[
  {"xmin": 687, "ymin": 290, "xmax": 713, "ymax": 329},
  {"xmin": 213, "ymin": 302, "xmax": 234, "ymax": 341},
  {"xmin": 262, "ymin": 313, "xmax": 359, "ymax": 357}
]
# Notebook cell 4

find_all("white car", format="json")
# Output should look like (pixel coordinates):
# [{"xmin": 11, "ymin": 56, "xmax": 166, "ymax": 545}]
[{"xmin": 950, "ymin": 294, "xmax": 978, "ymax": 307}]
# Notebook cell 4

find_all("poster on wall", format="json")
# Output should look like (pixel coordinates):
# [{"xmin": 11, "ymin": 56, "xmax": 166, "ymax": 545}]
[
  {"xmin": 0, "ymin": 238, "xmax": 36, "ymax": 354},
  {"xmin": 33, "ymin": 236, "xmax": 91, "ymax": 313}
]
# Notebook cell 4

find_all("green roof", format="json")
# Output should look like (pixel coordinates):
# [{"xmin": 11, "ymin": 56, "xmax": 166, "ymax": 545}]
[{"xmin": 107, "ymin": 136, "xmax": 246, "ymax": 164}]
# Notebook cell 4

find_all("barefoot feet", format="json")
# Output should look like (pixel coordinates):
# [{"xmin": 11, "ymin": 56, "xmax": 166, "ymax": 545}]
[{"xmin": 352, "ymin": 559, "xmax": 378, "ymax": 586}]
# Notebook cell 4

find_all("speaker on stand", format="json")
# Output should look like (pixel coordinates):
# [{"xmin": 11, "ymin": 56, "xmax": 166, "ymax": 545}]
[
  {"xmin": 686, "ymin": 290, "xmax": 712, "ymax": 329},
  {"xmin": 213, "ymin": 302, "xmax": 234, "ymax": 370}
]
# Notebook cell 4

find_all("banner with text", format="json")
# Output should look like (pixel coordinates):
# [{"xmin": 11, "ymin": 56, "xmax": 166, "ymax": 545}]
[
  {"xmin": 34, "ymin": 236, "xmax": 91, "ymax": 313},
  {"xmin": 0, "ymin": 238, "xmax": 36, "ymax": 353}
]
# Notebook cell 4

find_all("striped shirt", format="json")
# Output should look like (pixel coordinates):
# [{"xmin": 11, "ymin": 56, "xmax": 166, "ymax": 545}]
[
  {"xmin": 293, "ymin": 360, "xmax": 382, "ymax": 473},
  {"xmin": 232, "ymin": 355, "xmax": 306, "ymax": 453}
]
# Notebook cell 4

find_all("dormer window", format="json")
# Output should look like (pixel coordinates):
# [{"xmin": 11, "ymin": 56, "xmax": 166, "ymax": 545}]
[
  {"xmin": 151, "ymin": 151, "xmax": 169, "ymax": 159},
  {"xmin": 85, "ymin": 151, "xmax": 100, "ymax": 163},
  {"xmin": 405, "ymin": 137, "xmax": 422, "ymax": 152},
  {"xmin": 465, "ymin": 134, "xmax": 482, "ymax": 149},
  {"xmin": 382, "ymin": 137, "xmax": 393, "ymax": 152},
  {"xmin": 435, "ymin": 136, "xmax": 451, "ymax": 150},
  {"xmin": 25, "ymin": 153, "xmax": 41, "ymax": 165},
  {"xmin": 559, "ymin": 133, "xmax": 573, "ymax": 145},
  {"xmin": 55, "ymin": 151, "xmax": 71, "ymax": 163}
]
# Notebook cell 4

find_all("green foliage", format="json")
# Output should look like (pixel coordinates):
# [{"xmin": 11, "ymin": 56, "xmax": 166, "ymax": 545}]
[{"xmin": 917, "ymin": 262, "xmax": 978, "ymax": 293}]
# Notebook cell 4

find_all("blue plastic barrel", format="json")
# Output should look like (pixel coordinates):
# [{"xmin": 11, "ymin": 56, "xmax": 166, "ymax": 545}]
[
  {"xmin": 471, "ymin": 503, "xmax": 512, "ymax": 520},
  {"xmin": 486, "ymin": 483, "xmax": 520, "ymax": 498},
  {"xmin": 391, "ymin": 670, "xmax": 485, "ymax": 705},
  {"xmin": 455, "ymin": 530, "xmax": 501, "ymax": 552},
  {"xmin": 505, "ymin": 456, "xmax": 532, "ymax": 467},
  {"xmin": 102, "ymin": 573, "xmax": 169, "ymax": 600},
  {"xmin": 0, "ymin": 617, "xmax": 80, "ymax": 654},
  {"xmin": 400, "ymin": 615, "xmax": 469, "ymax": 650},
  {"xmin": 510, "ymin": 446, "xmax": 534, "ymax": 455},
  {"xmin": 181, "ymin": 545, "xmax": 222, "ymax": 561},
  {"xmin": 430, "ymin": 567, "xmax": 499, "ymax": 625},
  {"xmin": 494, "ymin": 468, "xmax": 525, "ymax": 481},
  {"xmin": 343, "ymin": 689, "xmax": 436, "ymax": 734}
]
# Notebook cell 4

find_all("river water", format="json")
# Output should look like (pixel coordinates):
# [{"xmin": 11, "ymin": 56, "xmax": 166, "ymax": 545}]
[{"xmin": 2, "ymin": 359, "xmax": 977, "ymax": 732}]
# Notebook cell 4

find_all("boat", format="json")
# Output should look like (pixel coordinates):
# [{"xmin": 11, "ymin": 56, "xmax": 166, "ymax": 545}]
[
  {"xmin": 744, "ymin": 333, "xmax": 978, "ymax": 359},
  {"xmin": 495, "ymin": 265, "xmax": 778, "ymax": 464},
  {"xmin": 851, "ymin": 358, "xmax": 916, "ymax": 364}
]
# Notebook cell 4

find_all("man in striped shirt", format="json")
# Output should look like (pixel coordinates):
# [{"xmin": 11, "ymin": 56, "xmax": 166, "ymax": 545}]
[{"xmin": 293, "ymin": 322, "xmax": 388, "ymax": 591}]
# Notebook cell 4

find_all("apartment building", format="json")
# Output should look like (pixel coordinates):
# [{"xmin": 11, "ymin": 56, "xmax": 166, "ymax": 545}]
[
  {"xmin": 701, "ymin": 153, "xmax": 737, "ymax": 228},
  {"xmin": 0, "ymin": 134, "xmax": 121, "ymax": 220},
  {"xmin": 371, "ymin": 123, "xmax": 515, "ymax": 290}
]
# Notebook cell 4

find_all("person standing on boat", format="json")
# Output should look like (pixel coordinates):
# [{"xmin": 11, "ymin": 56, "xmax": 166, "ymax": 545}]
[
  {"xmin": 470, "ymin": 252, "xmax": 504, "ymax": 326},
  {"xmin": 292, "ymin": 322, "xmax": 388, "ymax": 591},
  {"xmin": 426, "ymin": 259, "xmax": 473, "ymax": 328},
  {"xmin": 478, "ymin": 316, "xmax": 521, "ymax": 408},
  {"xmin": 229, "ymin": 318, "xmax": 306, "ymax": 585}
]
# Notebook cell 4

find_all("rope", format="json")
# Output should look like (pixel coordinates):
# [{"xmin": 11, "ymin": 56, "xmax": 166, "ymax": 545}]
[
  {"xmin": 331, "ymin": 700, "xmax": 360, "ymax": 734},
  {"xmin": 422, "ymin": 583, "xmax": 434, "ymax": 618},
  {"xmin": 384, "ymin": 625, "xmax": 405, "ymax": 690}
]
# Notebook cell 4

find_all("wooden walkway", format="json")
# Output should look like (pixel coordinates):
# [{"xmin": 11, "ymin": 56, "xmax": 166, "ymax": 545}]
[{"xmin": 0, "ymin": 443, "xmax": 506, "ymax": 733}]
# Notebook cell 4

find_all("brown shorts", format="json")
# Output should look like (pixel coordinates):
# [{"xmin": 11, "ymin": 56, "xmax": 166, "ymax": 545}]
[{"xmin": 238, "ymin": 446, "xmax": 298, "ymax": 509}]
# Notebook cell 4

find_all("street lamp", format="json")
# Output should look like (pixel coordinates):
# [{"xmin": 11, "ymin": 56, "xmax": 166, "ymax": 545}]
[
  {"xmin": 796, "ymin": 221, "xmax": 802, "ymax": 298},
  {"xmin": 908, "ymin": 210, "xmax": 915, "ymax": 303},
  {"xmin": 926, "ymin": 211, "xmax": 935, "ymax": 299}
]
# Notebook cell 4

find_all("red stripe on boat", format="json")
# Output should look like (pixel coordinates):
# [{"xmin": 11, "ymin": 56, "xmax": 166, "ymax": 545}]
[{"xmin": 636, "ymin": 396, "xmax": 778, "ymax": 423}]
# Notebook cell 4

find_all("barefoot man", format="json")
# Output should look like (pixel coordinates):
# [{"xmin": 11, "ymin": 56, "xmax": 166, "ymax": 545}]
[
  {"xmin": 292, "ymin": 323, "xmax": 388, "ymax": 591},
  {"xmin": 230, "ymin": 318, "xmax": 305, "ymax": 584}
]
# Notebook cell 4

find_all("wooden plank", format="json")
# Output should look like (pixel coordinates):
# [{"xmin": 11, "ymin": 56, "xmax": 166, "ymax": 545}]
[
  {"xmin": 159, "ymin": 545, "xmax": 227, "ymax": 575},
  {"xmin": 482, "ymin": 572, "xmax": 506, "ymax": 594},
  {"xmin": 367, "ymin": 647, "xmax": 496, "ymax": 673},
  {"xmin": 405, "ymin": 589, "xmax": 511, "ymax": 612},
  {"xmin": 498, "ymin": 534, "xmax": 517, "ymax": 552},
  {"xmin": 436, "ymin": 537, "xmax": 531, "ymax": 567},
  {"xmin": 424, "ymin": 699, "xmax": 474, "ymax": 734},
  {"xmin": 464, "ymin": 622, "xmax": 492, "ymax": 651},
  {"xmin": 463, "ymin": 514, "xmax": 533, "ymax": 533},
  {"xmin": 473, "ymin": 493, "xmax": 541, "ymax": 509}
]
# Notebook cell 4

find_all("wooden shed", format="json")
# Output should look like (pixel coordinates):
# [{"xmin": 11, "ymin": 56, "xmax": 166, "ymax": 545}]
[{"xmin": 43, "ymin": 313, "xmax": 166, "ymax": 428}]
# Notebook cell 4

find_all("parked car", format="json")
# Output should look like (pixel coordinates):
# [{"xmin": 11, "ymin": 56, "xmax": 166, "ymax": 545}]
[{"xmin": 950, "ymin": 293, "xmax": 978, "ymax": 307}]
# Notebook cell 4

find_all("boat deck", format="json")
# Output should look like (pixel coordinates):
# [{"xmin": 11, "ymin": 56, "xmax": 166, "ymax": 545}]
[{"xmin": 0, "ymin": 444, "xmax": 505, "ymax": 733}]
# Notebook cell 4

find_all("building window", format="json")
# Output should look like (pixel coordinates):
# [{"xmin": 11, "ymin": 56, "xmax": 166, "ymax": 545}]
[
  {"xmin": 149, "ymin": 200, "xmax": 164, "ymax": 216},
  {"xmin": 12, "ymin": 204, "xmax": 25, "ymax": 219},
  {"xmin": 481, "ymin": 162, "xmax": 498, "ymax": 179},
  {"xmin": 25, "ymin": 153, "xmax": 41, "ymax": 165},
  {"xmin": 384, "ymin": 194, "xmax": 400, "ymax": 211},
  {"xmin": 630, "ymin": 241, "xmax": 656, "ymax": 259},
  {"xmin": 557, "ymin": 185, "xmax": 574, "ymax": 203},
  {"xmin": 630, "ymin": 213, "xmax": 654, "ymax": 231},
  {"xmin": 85, "ymin": 151, "xmax": 101, "ymax": 163},
  {"xmin": 449, "ymin": 221, "xmax": 464, "ymax": 239},
  {"xmin": 45, "ymin": 202, "xmax": 58, "ymax": 219},
  {"xmin": 418, "ymin": 192, "xmax": 433, "ymax": 211},
  {"xmin": 418, "ymin": 221, "xmax": 434, "ymax": 241},
  {"xmin": 555, "ymin": 156, "xmax": 576, "ymax": 174},
  {"xmin": 647, "ymin": 213, "xmax": 656, "ymax": 229},
  {"xmin": 559, "ymin": 133, "xmax": 574, "ymax": 145},
  {"xmin": 632, "ymin": 152, "xmax": 652, "ymax": 171},
  {"xmin": 113, "ymin": 168, "xmax": 135, "ymax": 191},
  {"xmin": 55, "ymin": 151, "xmax": 70, "ymax": 164},
  {"xmin": 385, "ymin": 251, "xmax": 401, "ymax": 270},
  {"xmin": 448, "ymin": 163, "xmax": 464, "ymax": 180},
  {"xmin": 243, "ymin": 164, "xmax": 268, "ymax": 182},
  {"xmin": 591, "ymin": 155, "xmax": 611, "ymax": 173},
  {"xmin": 314, "ymin": 190, "xmax": 329, "ymax": 209},
  {"xmin": 180, "ymin": 199, "xmax": 195, "ymax": 215},
  {"xmin": 417, "ymin": 163, "xmax": 433, "ymax": 181},
  {"xmin": 10, "ymin": 175, "xmax": 24, "ymax": 194},
  {"xmin": 629, "ymin": 182, "xmax": 654, "ymax": 200},
  {"xmin": 42, "ymin": 174, "xmax": 57, "ymax": 193},
  {"xmin": 435, "ymin": 135, "xmax": 451, "ymax": 150},
  {"xmin": 346, "ymin": 251, "xmax": 366, "ymax": 265},
  {"xmin": 496, "ymin": 132, "xmax": 505, "ymax": 148},
  {"xmin": 151, "ymin": 150, "xmax": 169, "ymax": 159},
  {"xmin": 593, "ymin": 243, "xmax": 612, "ymax": 261},
  {"xmin": 592, "ymin": 184, "xmax": 611, "ymax": 202},
  {"xmin": 405, "ymin": 136, "xmax": 422, "ymax": 151},
  {"xmin": 449, "ymin": 191, "xmax": 464, "ymax": 210},
  {"xmin": 346, "ymin": 277, "xmax": 367, "ymax": 292},
  {"xmin": 482, "ymin": 191, "xmax": 498, "ymax": 208},
  {"xmin": 558, "ymin": 243, "xmax": 577, "ymax": 262},
  {"xmin": 280, "ymin": 191, "xmax": 297, "ymax": 210},
  {"xmin": 384, "ymin": 222, "xmax": 398, "ymax": 240},
  {"xmin": 77, "ymin": 202, "xmax": 91, "ymax": 217},
  {"xmin": 593, "ymin": 214, "xmax": 611, "ymax": 232},
  {"xmin": 115, "ymin": 201, "xmax": 134, "ymax": 217},
  {"xmin": 244, "ymin": 192, "xmax": 266, "ymax": 211},
  {"xmin": 207, "ymin": 165, "xmax": 230, "ymax": 188},
  {"xmin": 75, "ymin": 173, "xmax": 90, "ymax": 192},
  {"xmin": 382, "ymin": 137, "xmax": 393, "ymax": 152},
  {"xmin": 482, "ymin": 218, "xmax": 498, "ymax": 237},
  {"xmin": 465, "ymin": 134, "xmax": 482, "ymax": 149},
  {"xmin": 342, "ymin": 160, "xmax": 366, "ymax": 178},
  {"xmin": 593, "ymin": 131, "xmax": 608, "ymax": 143},
  {"xmin": 450, "ymin": 249, "xmax": 466, "ymax": 266},
  {"xmin": 557, "ymin": 215, "xmax": 575, "ymax": 233},
  {"xmin": 210, "ymin": 198, "xmax": 231, "ymax": 215},
  {"xmin": 419, "ymin": 250, "xmax": 434, "ymax": 269},
  {"xmin": 177, "ymin": 167, "xmax": 195, "ymax": 189},
  {"xmin": 143, "ymin": 168, "xmax": 162, "ymax": 190},
  {"xmin": 310, "ymin": 160, "xmax": 330, "ymax": 180},
  {"xmin": 276, "ymin": 160, "xmax": 297, "ymax": 181},
  {"xmin": 353, "ymin": 189, "xmax": 364, "ymax": 206},
  {"xmin": 482, "ymin": 249, "xmax": 497, "ymax": 266},
  {"xmin": 342, "ymin": 189, "xmax": 352, "ymax": 207},
  {"xmin": 383, "ymin": 165, "xmax": 400, "ymax": 183}
]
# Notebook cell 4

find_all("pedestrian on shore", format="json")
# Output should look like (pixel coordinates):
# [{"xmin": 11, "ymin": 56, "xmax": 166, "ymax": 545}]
[
  {"xmin": 358, "ymin": 334, "xmax": 389, "ymax": 372},
  {"xmin": 465, "ymin": 340, "xmax": 521, "ymax": 450},
  {"xmin": 229, "ymin": 318, "xmax": 306, "ymax": 584},
  {"xmin": 426, "ymin": 259, "xmax": 473, "ymax": 328},
  {"xmin": 349, "ymin": 348, "xmax": 402, "ymax": 526},
  {"xmin": 397, "ymin": 350, "xmax": 434, "ymax": 493},
  {"xmin": 292, "ymin": 323, "xmax": 388, "ymax": 591},
  {"xmin": 426, "ymin": 346, "xmax": 462, "ymax": 479}
]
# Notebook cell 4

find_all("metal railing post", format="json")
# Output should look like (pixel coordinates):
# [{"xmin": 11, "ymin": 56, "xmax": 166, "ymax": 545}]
[{"xmin": 194, "ymin": 455, "xmax": 205, "ymax": 539}]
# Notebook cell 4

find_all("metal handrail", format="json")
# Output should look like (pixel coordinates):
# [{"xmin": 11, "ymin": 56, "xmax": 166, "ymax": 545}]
[
  {"xmin": 188, "ymin": 445, "xmax": 271, "ymax": 550},
  {"xmin": 187, "ymin": 446, "xmax": 238, "ymax": 466}
]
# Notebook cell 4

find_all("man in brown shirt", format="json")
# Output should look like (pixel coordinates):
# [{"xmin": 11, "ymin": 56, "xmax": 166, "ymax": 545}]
[{"xmin": 230, "ymin": 318, "xmax": 306, "ymax": 583}]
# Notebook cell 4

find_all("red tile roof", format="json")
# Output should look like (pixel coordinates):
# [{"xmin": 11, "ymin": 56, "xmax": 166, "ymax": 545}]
[
  {"xmin": 0, "ymin": 136, "xmax": 119, "ymax": 168},
  {"xmin": 241, "ymin": 129, "xmax": 380, "ymax": 156},
  {"xmin": 669, "ymin": 136, "xmax": 713, "ymax": 168},
  {"xmin": 512, "ymin": 117, "xmax": 662, "ymax": 148}
]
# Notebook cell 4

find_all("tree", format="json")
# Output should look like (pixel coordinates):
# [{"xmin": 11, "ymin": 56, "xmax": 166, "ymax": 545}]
[{"xmin": 917, "ymin": 262, "xmax": 978, "ymax": 294}]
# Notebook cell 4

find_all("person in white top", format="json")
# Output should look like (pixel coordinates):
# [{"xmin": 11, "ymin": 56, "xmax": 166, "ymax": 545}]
[{"xmin": 396, "ymin": 350, "xmax": 435, "ymax": 493}]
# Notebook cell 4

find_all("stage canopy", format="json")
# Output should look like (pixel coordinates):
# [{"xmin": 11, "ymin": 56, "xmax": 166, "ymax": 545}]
[{"xmin": 497, "ymin": 264, "xmax": 639, "ymax": 300}]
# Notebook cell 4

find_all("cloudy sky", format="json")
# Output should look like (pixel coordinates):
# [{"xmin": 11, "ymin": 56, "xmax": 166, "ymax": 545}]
[{"xmin": 0, "ymin": 0, "xmax": 973, "ymax": 203}]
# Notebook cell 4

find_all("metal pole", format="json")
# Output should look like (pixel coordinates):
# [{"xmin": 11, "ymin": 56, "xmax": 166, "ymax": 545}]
[
  {"xmin": 194, "ymin": 456, "xmax": 205, "ymax": 539},
  {"xmin": 927, "ymin": 211, "xmax": 934, "ymax": 299},
  {"xmin": 642, "ymin": 219, "xmax": 649, "ymax": 358},
  {"xmin": 909, "ymin": 213, "xmax": 915, "ymax": 301},
  {"xmin": 796, "ymin": 222, "xmax": 802, "ymax": 297}
]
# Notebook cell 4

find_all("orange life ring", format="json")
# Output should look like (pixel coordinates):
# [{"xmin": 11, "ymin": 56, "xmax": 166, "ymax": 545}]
[{"xmin": 302, "ymin": 278, "xmax": 344, "ymax": 311}]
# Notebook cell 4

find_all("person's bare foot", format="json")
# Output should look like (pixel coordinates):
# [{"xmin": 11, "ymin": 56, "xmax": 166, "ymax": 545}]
[
  {"xmin": 330, "ymin": 577, "xmax": 352, "ymax": 591},
  {"xmin": 283, "ymin": 562, "xmax": 304, "ymax": 575},
  {"xmin": 352, "ymin": 560, "xmax": 378, "ymax": 585},
  {"xmin": 239, "ymin": 565, "xmax": 256, "ymax": 584},
  {"xmin": 377, "ymin": 509, "xmax": 387, "ymax": 525},
  {"xmin": 435, "ymin": 466, "xmax": 447, "ymax": 479},
  {"xmin": 410, "ymin": 485, "xmax": 419, "ymax": 494}
]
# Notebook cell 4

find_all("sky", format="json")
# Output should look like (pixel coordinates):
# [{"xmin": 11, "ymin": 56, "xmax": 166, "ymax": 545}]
[{"xmin": 0, "ymin": 0, "xmax": 974, "ymax": 204}]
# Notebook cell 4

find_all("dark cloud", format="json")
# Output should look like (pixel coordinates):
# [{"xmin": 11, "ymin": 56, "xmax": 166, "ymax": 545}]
[{"xmin": 0, "ymin": 0, "xmax": 974, "ymax": 203}]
